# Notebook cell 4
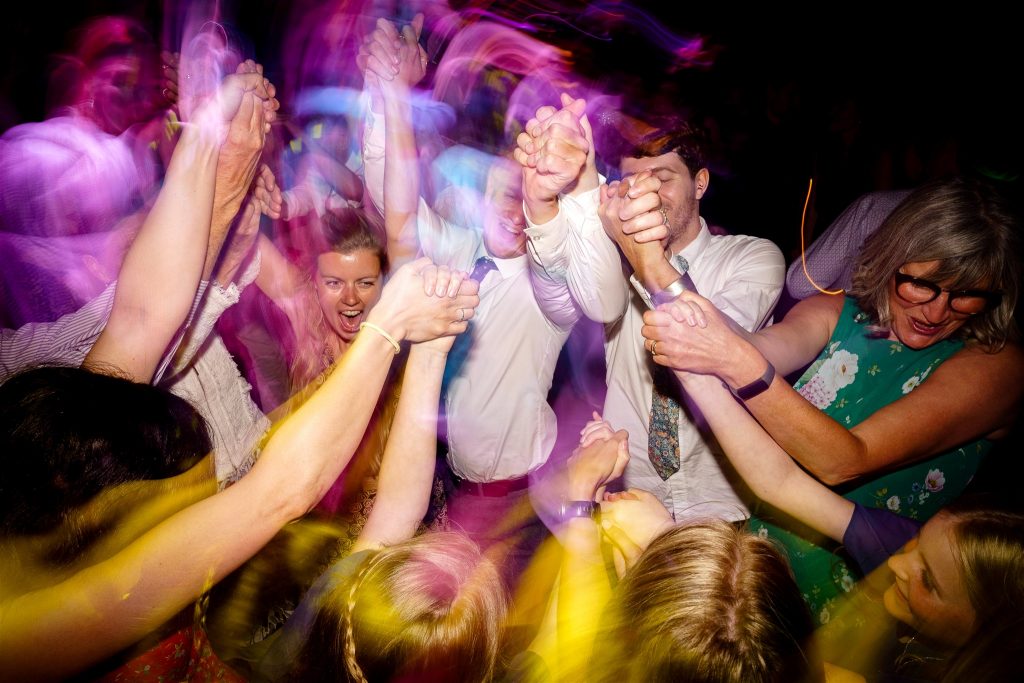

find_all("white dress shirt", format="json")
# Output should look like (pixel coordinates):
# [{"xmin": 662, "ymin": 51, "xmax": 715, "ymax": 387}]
[
  {"xmin": 527, "ymin": 199, "xmax": 785, "ymax": 521},
  {"xmin": 363, "ymin": 110, "xmax": 573, "ymax": 482}
]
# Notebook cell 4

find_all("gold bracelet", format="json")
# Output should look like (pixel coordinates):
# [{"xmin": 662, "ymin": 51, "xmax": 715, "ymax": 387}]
[{"xmin": 359, "ymin": 322, "xmax": 401, "ymax": 353}]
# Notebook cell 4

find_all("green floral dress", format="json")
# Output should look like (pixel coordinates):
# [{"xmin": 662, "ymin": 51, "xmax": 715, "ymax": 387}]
[{"xmin": 748, "ymin": 297, "xmax": 990, "ymax": 626}]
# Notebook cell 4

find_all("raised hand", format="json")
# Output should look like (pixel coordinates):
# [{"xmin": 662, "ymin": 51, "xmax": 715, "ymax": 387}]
[
  {"xmin": 515, "ymin": 93, "xmax": 591, "ymax": 209},
  {"xmin": 566, "ymin": 425, "xmax": 629, "ymax": 501},
  {"xmin": 598, "ymin": 170, "xmax": 667, "ymax": 273},
  {"xmin": 252, "ymin": 163, "xmax": 283, "ymax": 220},
  {"xmin": 366, "ymin": 257, "xmax": 481, "ymax": 345},
  {"xmin": 359, "ymin": 14, "xmax": 428, "ymax": 91}
]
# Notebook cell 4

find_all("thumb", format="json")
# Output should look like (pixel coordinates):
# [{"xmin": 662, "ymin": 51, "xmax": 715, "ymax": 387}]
[
  {"xmin": 563, "ymin": 94, "xmax": 587, "ymax": 119},
  {"xmin": 411, "ymin": 12, "xmax": 425, "ymax": 40}
]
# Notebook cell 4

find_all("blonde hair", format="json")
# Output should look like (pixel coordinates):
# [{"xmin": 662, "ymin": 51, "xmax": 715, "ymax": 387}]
[
  {"xmin": 288, "ymin": 532, "xmax": 507, "ymax": 683},
  {"xmin": 940, "ymin": 500, "xmax": 1024, "ymax": 683},
  {"xmin": 594, "ymin": 520, "xmax": 821, "ymax": 683},
  {"xmin": 849, "ymin": 175, "xmax": 1021, "ymax": 351}
]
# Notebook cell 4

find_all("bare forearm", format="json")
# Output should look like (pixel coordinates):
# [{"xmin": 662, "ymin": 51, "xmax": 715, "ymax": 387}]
[
  {"xmin": 356, "ymin": 344, "xmax": 446, "ymax": 549},
  {"xmin": 556, "ymin": 518, "xmax": 609, "ymax": 681},
  {"xmin": 383, "ymin": 85, "xmax": 420, "ymax": 265},
  {"xmin": 84, "ymin": 126, "xmax": 219, "ymax": 381},
  {"xmin": 679, "ymin": 372, "xmax": 852, "ymax": 540}
]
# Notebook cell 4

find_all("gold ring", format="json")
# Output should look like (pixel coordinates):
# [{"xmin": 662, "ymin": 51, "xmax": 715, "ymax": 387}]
[
  {"xmin": 457, "ymin": 308, "xmax": 465, "ymax": 322},
  {"xmin": 651, "ymin": 340, "xmax": 658, "ymax": 356},
  {"xmin": 659, "ymin": 207, "xmax": 670, "ymax": 226}
]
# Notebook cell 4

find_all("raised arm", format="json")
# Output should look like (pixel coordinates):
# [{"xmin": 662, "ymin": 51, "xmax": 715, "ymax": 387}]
[
  {"xmin": 538, "ymin": 423, "xmax": 629, "ymax": 682},
  {"xmin": 521, "ymin": 98, "xmax": 630, "ymax": 324},
  {"xmin": 359, "ymin": 15, "xmax": 428, "ymax": 267},
  {"xmin": 84, "ymin": 69, "xmax": 276, "ymax": 382},
  {"xmin": 0, "ymin": 258, "xmax": 480, "ymax": 680},
  {"xmin": 352, "ymin": 269, "xmax": 471, "ymax": 551}
]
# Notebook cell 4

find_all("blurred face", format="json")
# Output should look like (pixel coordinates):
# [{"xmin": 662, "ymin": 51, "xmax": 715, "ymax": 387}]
[
  {"xmin": 620, "ymin": 152, "xmax": 706, "ymax": 252},
  {"xmin": 884, "ymin": 513, "xmax": 976, "ymax": 647},
  {"xmin": 314, "ymin": 248, "xmax": 383, "ymax": 344},
  {"xmin": 482, "ymin": 161, "xmax": 526, "ymax": 258},
  {"xmin": 88, "ymin": 53, "xmax": 159, "ymax": 134},
  {"xmin": 887, "ymin": 260, "xmax": 980, "ymax": 349}
]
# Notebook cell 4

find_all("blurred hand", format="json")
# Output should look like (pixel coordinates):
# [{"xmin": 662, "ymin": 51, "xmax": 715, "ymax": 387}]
[
  {"xmin": 515, "ymin": 94, "xmax": 591, "ymax": 204},
  {"xmin": 566, "ymin": 426, "xmax": 629, "ymax": 501},
  {"xmin": 600, "ymin": 488, "xmax": 674, "ymax": 576}
]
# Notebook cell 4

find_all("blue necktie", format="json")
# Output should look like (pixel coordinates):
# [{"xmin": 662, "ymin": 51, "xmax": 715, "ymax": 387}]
[{"xmin": 469, "ymin": 255, "xmax": 497, "ymax": 283}]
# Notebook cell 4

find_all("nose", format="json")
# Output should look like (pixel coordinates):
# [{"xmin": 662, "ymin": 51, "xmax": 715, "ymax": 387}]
[
  {"xmin": 920, "ymin": 292, "xmax": 952, "ymax": 323},
  {"xmin": 340, "ymin": 285, "xmax": 359, "ymax": 306}
]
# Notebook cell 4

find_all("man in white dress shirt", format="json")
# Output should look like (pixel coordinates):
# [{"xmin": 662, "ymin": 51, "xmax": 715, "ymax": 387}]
[
  {"xmin": 360, "ymin": 17, "xmax": 591, "ymax": 585},
  {"xmin": 524, "ymin": 116, "xmax": 785, "ymax": 522}
]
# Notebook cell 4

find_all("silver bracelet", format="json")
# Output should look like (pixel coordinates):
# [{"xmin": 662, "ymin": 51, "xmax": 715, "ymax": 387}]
[{"xmin": 651, "ymin": 277, "xmax": 688, "ymax": 306}]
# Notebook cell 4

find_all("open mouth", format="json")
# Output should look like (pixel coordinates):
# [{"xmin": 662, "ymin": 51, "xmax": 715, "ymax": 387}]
[
  {"xmin": 910, "ymin": 318, "xmax": 946, "ymax": 336},
  {"xmin": 337, "ymin": 309, "xmax": 364, "ymax": 335}
]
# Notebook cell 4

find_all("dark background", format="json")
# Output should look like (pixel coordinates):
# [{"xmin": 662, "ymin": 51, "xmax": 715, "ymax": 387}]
[{"xmin": 3, "ymin": 1, "xmax": 1021, "ymax": 255}]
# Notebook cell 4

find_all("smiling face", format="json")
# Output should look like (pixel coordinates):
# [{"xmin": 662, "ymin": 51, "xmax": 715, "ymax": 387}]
[
  {"xmin": 887, "ymin": 260, "xmax": 976, "ymax": 349},
  {"xmin": 620, "ymin": 152, "xmax": 707, "ymax": 254},
  {"xmin": 314, "ymin": 248, "xmax": 383, "ymax": 345},
  {"xmin": 884, "ymin": 513, "xmax": 976, "ymax": 647},
  {"xmin": 481, "ymin": 159, "xmax": 526, "ymax": 258}
]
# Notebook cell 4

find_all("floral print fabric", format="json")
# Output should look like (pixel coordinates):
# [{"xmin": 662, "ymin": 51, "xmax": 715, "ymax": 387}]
[{"xmin": 748, "ymin": 297, "xmax": 990, "ymax": 626}]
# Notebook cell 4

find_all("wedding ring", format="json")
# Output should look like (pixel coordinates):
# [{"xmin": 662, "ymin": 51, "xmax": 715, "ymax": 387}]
[
  {"xmin": 651, "ymin": 340, "xmax": 659, "ymax": 356},
  {"xmin": 457, "ymin": 308, "xmax": 465, "ymax": 322},
  {"xmin": 659, "ymin": 207, "xmax": 670, "ymax": 226}
]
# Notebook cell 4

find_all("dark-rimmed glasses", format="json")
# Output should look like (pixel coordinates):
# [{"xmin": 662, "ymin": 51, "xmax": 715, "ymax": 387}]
[{"xmin": 894, "ymin": 272, "xmax": 1002, "ymax": 315}]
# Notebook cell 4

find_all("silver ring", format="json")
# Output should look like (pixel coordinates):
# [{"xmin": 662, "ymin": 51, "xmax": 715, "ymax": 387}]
[
  {"xmin": 457, "ymin": 308, "xmax": 465, "ymax": 322},
  {"xmin": 651, "ymin": 339, "xmax": 658, "ymax": 356},
  {"xmin": 659, "ymin": 207, "xmax": 670, "ymax": 226}
]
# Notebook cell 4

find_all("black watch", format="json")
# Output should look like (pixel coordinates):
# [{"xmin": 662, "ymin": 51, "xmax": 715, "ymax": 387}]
[
  {"xmin": 728, "ymin": 361, "xmax": 776, "ymax": 401},
  {"xmin": 558, "ymin": 500, "xmax": 600, "ymax": 522}
]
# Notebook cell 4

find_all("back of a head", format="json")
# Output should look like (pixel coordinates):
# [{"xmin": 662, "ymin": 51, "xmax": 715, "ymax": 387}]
[
  {"xmin": 594, "ymin": 520, "xmax": 820, "ymax": 683},
  {"xmin": 290, "ymin": 531, "xmax": 507, "ymax": 683},
  {"xmin": 0, "ymin": 365, "xmax": 210, "ymax": 540}
]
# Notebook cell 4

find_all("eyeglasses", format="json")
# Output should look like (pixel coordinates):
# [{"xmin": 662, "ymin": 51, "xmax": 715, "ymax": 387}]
[{"xmin": 894, "ymin": 272, "xmax": 1002, "ymax": 315}]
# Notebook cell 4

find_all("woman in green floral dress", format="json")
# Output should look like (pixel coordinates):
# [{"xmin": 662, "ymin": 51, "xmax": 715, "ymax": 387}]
[{"xmin": 639, "ymin": 175, "xmax": 1023, "ymax": 626}]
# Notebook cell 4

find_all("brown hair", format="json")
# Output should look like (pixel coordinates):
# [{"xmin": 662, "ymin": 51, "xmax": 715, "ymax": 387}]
[
  {"xmin": 288, "ymin": 207, "xmax": 389, "ymax": 392},
  {"xmin": 939, "ymin": 499, "xmax": 1024, "ymax": 683},
  {"xmin": 623, "ymin": 118, "xmax": 709, "ymax": 178}
]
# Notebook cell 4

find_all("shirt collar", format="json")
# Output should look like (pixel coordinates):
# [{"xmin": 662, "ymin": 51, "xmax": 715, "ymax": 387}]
[
  {"xmin": 673, "ymin": 217, "xmax": 710, "ymax": 267},
  {"xmin": 490, "ymin": 252, "xmax": 528, "ymax": 277}
]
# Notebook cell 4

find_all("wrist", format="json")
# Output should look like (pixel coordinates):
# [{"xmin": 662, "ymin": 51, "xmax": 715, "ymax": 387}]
[
  {"xmin": 364, "ymin": 307, "xmax": 407, "ymax": 345},
  {"xmin": 524, "ymin": 193, "xmax": 559, "ymax": 224},
  {"xmin": 725, "ymin": 355, "xmax": 776, "ymax": 401},
  {"xmin": 558, "ymin": 499, "xmax": 600, "ymax": 523}
]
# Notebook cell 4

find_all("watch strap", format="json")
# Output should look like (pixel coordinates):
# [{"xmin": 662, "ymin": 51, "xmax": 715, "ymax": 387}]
[
  {"xmin": 729, "ymin": 361, "xmax": 776, "ymax": 401},
  {"xmin": 559, "ymin": 500, "xmax": 600, "ymax": 522}
]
